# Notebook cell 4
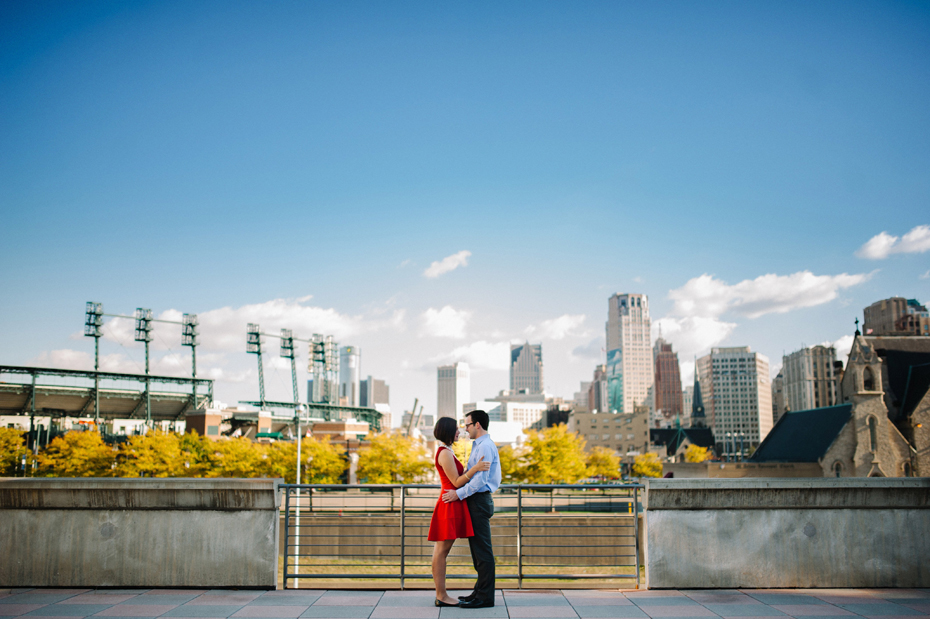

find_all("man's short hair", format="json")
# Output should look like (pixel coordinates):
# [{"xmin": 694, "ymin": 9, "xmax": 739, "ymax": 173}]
[
  {"xmin": 466, "ymin": 409, "xmax": 490, "ymax": 431},
  {"xmin": 433, "ymin": 416, "xmax": 458, "ymax": 446}
]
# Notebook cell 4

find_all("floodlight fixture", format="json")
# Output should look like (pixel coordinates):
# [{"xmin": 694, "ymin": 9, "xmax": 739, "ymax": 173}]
[
  {"xmin": 246, "ymin": 323, "xmax": 262, "ymax": 354},
  {"xmin": 134, "ymin": 308, "xmax": 153, "ymax": 343},
  {"xmin": 84, "ymin": 302, "xmax": 103, "ymax": 338},
  {"xmin": 182, "ymin": 314, "xmax": 199, "ymax": 347},
  {"xmin": 280, "ymin": 328, "xmax": 295, "ymax": 359}
]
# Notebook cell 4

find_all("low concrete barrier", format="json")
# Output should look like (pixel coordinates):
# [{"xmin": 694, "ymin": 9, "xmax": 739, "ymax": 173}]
[
  {"xmin": 645, "ymin": 478, "xmax": 930, "ymax": 589},
  {"xmin": 0, "ymin": 478, "xmax": 281, "ymax": 588}
]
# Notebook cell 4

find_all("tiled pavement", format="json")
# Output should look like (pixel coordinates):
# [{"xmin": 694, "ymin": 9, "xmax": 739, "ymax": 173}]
[{"xmin": 0, "ymin": 589, "xmax": 928, "ymax": 619}]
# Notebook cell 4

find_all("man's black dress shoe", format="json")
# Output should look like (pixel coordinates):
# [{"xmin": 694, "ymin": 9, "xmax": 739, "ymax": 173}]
[
  {"xmin": 458, "ymin": 598, "xmax": 494, "ymax": 609},
  {"xmin": 458, "ymin": 593, "xmax": 476, "ymax": 602},
  {"xmin": 435, "ymin": 600, "xmax": 459, "ymax": 607}
]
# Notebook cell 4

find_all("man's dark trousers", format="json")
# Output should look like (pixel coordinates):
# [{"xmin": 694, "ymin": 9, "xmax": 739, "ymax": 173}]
[{"xmin": 466, "ymin": 492, "xmax": 495, "ymax": 602}]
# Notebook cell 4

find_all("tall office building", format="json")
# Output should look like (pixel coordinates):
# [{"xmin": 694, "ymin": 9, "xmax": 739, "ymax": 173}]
[
  {"xmin": 653, "ymin": 338, "xmax": 683, "ymax": 425},
  {"xmin": 696, "ymin": 346, "xmax": 772, "ymax": 454},
  {"xmin": 587, "ymin": 365, "xmax": 608, "ymax": 414},
  {"xmin": 338, "ymin": 346, "xmax": 361, "ymax": 407},
  {"xmin": 782, "ymin": 345, "xmax": 838, "ymax": 413},
  {"xmin": 437, "ymin": 362, "xmax": 470, "ymax": 420},
  {"xmin": 510, "ymin": 342, "xmax": 544, "ymax": 393},
  {"xmin": 606, "ymin": 293, "xmax": 653, "ymax": 414},
  {"xmin": 360, "ymin": 376, "xmax": 389, "ymax": 408},
  {"xmin": 682, "ymin": 386, "xmax": 694, "ymax": 427},
  {"xmin": 863, "ymin": 297, "xmax": 930, "ymax": 336},
  {"xmin": 771, "ymin": 371, "xmax": 786, "ymax": 426}
]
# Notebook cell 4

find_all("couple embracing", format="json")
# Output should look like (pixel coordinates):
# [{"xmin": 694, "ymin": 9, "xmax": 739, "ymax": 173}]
[{"xmin": 428, "ymin": 409, "xmax": 501, "ymax": 608}]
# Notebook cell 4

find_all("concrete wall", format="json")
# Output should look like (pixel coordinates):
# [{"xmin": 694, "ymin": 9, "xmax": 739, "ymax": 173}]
[
  {"xmin": 0, "ymin": 478, "xmax": 281, "ymax": 588},
  {"xmin": 663, "ymin": 462, "xmax": 824, "ymax": 478},
  {"xmin": 645, "ymin": 478, "xmax": 930, "ymax": 589}
]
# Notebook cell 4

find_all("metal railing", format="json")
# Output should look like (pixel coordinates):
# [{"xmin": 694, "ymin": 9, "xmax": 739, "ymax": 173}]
[{"xmin": 282, "ymin": 483, "xmax": 642, "ymax": 589}]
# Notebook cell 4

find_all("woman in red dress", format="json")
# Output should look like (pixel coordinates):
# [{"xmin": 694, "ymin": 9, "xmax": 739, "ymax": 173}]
[{"xmin": 429, "ymin": 416, "xmax": 490, "ymax": 607}]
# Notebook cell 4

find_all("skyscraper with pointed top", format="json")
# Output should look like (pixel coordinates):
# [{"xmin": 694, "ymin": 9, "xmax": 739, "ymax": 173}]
[{"xmin": 510, "ymin": 342, "xmax": 543, "ymax": 394}]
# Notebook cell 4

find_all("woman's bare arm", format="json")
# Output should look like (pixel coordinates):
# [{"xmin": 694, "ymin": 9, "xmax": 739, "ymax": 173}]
[{"xmin": 438, "ymin": 449, "xmax": 490, "ymax": 488}]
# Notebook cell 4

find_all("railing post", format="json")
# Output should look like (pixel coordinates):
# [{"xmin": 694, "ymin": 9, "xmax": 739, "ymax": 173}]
[
  {"xmin": 400, "ymin": 486, "xmax": 406, "ymax": 590},
  {"xmin": 517, "ymin": 486, "xmax": 523, "ymax": 589},
  {"xmin": 633, "ymin": 485, "xmax": 641, "ymax": 589},
  {"xmin": 283, "ymin": 486, "xmax": 291, "ymax": 590}
]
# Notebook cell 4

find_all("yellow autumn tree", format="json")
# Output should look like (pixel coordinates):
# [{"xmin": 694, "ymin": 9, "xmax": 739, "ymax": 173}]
[
  {"xmin": 261, "ymin": 436, "xmax": 346, "ymax": 483},
  {"xmin": 632, "ymin": 453, "xmax": 663, "ymax": 478},
  {"xmin": 178, "ymin": 430, "xmax": 216, "ymax": 477},
  {"xmin": 0, "ymin": 428, "xmax": 29, "ymax": 476},
  {"xmin": 684, "ymin": 444, "xmax": 711, "ymax": 463},
  {"xmin": 208, "ymin": 437, "xmax": 267, "ymax": 478},
  {"xmin": 357, "ymin": 431, "xmax": 431, "ymax": 483},
  {"xmin": 498, "ymin": 444, "xmax": 527, "ymax": 483},
  {"xmin": 586, "ymin": 446, "xmax": 621, "ymax": 479},
  {"xmin": 520, "ymin": 424, "xmax": 588, "ymax": 484},
  {"xmin": 37, "ymin": 430, "xmax": 115, "ymax": 477},
  {"xmin": 451, "ymin": 436, "xmax": 472, "ymax": 465},
  {"xmin": 114, "ymin": 431, "xmax": 188, "ymax": 477}
]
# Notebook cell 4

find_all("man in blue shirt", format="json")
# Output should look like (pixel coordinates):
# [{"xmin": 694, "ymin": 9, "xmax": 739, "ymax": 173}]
[{"xmin": 442, "ymin": 409, "xmax": 501, "ymax": 608}]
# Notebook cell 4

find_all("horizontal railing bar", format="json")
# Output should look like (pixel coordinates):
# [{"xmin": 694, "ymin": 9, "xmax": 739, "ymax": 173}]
[{"xmin": 281, "ymin": 483, "xmax": 643, "ymax": 490}]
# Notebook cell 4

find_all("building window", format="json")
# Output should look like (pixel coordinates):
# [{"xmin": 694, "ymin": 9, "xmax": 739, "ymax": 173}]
[
  {"xmin": 863, "ymin": 367, "xmax": 875, "ymax": 391},
  {"xmin": 833, "ymin": 461, "xmax": 843, "ymax": 478},
  {"xmin": 868, "ymin": 416, "xmax": 877, "ymax": 452},
  {"xmin": 903, "ymin": 462, "xmax": 912, "ymax": 477}
]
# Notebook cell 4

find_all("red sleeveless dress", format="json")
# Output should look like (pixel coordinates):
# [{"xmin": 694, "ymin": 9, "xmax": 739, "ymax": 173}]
[{"xmin": 427, "ymin": 446, "xmax": 475, "ymax": 541}]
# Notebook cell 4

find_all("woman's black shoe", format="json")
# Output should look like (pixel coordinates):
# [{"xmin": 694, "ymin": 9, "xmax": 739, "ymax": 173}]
[{"xmin": 435, "ymin": 599, "xmax": 460, "ymax": 607}]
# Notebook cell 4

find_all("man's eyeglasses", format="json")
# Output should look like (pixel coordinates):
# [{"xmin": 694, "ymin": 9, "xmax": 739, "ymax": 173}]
[{"xmin": 461, "ymin": 421, "xmax": 475, "ymax": 429}]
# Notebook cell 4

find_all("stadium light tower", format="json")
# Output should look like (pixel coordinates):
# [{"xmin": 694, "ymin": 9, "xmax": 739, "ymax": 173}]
[
  {"xmin": 182, "ymin": 314, "xmax": 199, "ymax": 412},
  {"xmin": 134, "ymin": 308, "xmax": 154, "ymax": 427},
  {"xmin": 246, "ymin": 323, "xmax": 266, "ymax": 410},
  {"xmin": 280, "ymin": 328, "xmax": 304, "ymax": 541},
  {"xmin": 84, "ymin": 302, "xmax": 104, "ymax": 426}
]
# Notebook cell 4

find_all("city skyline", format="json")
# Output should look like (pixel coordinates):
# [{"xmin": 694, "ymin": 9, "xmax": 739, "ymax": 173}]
[{"xmin": 1, "ymin": 3, "xmax": 929, "ymax": 423}]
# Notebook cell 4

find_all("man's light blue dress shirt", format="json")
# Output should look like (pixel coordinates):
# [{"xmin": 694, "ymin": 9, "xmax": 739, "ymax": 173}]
[{"xmin": 456, "ymin": 433, "xmax": 502, "ymax": 501}]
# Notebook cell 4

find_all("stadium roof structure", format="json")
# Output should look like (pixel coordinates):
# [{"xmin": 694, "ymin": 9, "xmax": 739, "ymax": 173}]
[
  {"xmin": 237, "ymin": 399, "xmax": 384, "ymax": 433},
  {"xmin": 0, "ymin": 365, "xmax": 212, "ymax": 422}
]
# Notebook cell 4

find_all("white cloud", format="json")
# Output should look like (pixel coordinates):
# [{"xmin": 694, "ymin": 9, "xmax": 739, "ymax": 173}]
[
  {"xmin": 921, "ymin": 270, "xmax": 930, "ymax": 280},
  {"xmin": 856, "ymin": 225, "xmax": 930, "ymax": 259},
  {"xmin": 420, "ymin": 306, "xmax": 471, "ymax": 339},
  {"xmin": 525, "ymin": 314, "xmax": 587, "ymax": 341},
  {"xmin": 823, "ymin": 334, "xmax": 855, "ymax": 368},
  {"xmin": 653, "ymin": 315, "xmax": 737, "ymax": 363},
  {"xmin": 668, "ymin": 271, "xmax": 871, "ymax": 320},
  {"xmin": 423, "ymin": 250, "xmax": 471, "ymax": 278},
  {"xmin": 571, "ymin": 337, "xmax": 604, "ymax": 362},
  {"xmin": 431, "ymin": 340, "xmax": 511, "ymax": 371}
]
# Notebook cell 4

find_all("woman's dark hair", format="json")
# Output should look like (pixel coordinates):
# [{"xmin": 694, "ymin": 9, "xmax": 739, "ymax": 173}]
[{"xmin": 433, "ymin": 416, "xmax": 458, "ymax": 445}]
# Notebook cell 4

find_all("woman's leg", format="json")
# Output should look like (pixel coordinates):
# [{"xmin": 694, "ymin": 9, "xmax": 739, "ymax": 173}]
[{"xmin": 432, "ymin": 539, "xmax": 457, "ymax": 602}]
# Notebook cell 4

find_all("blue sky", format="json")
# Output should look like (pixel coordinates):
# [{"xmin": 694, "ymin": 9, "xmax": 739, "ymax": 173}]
[{"xmin": 1, "ymin": 1, "xmax": 928, "ymax": 422}]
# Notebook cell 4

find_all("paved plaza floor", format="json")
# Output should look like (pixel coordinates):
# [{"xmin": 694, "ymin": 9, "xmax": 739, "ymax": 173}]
[{"xmin": 1, "ymin": 589, "xmax": 928, "ymax": 619}]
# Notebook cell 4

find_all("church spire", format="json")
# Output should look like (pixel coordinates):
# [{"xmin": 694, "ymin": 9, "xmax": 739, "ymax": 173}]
[{"xmin": 691, "ymin": 359, "xmax": 706, "ymax": 428}]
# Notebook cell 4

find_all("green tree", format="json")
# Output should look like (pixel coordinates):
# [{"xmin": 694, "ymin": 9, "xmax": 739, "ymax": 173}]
[
  {"xmin": 357, "ymin": 431, "xmax": 431, "ymax": 483},
  {"xmin": 38, "ymin": 430, "xmax": 115, "ymax": 477},
  {"xmin": 114, "ymin": 431, "xmax": 187, "ymax": 477},
  {"xmin": 586, "ymin": 446, "xmax": 621, "ymax": 479},
  {"xmin": 632, "ymin": 453, "xmax": 663, "ymax": 478},
  {"xmin": 684, "ymin": 444, "xmax": 711, "ymax": 463},
  {"xmin": 520, "ymin": 424, "xmax": 588, "ymax": 484},
  {"xmin": 0, "ymin": 428, "xmax": 29, "ymax": 476}
]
